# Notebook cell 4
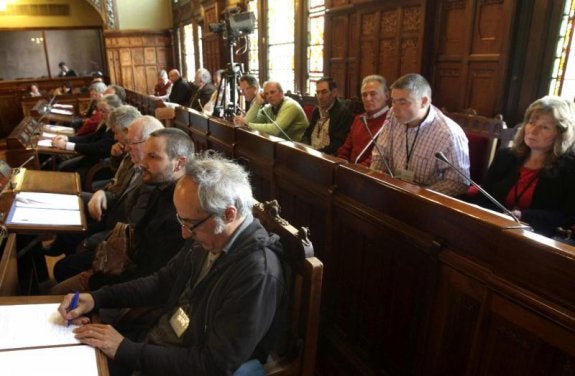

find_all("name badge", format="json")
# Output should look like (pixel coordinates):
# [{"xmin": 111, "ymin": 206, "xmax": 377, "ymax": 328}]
[
  {"xmin": 396, "ymin": 168, "xmax": 415, "ymax": 183},
  {"xmin": 169, "ymin": 307, "xmax": 190, "ymax": 338}
]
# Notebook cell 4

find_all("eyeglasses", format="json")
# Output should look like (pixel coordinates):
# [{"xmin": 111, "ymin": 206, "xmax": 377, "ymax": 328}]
[
  {"xmin": 176, "ymin": 213, "xmax": 212, "ymax": 232},
  {"xmin": 126, "ymin": 139, "xmax": 146, "ymax": 146}
]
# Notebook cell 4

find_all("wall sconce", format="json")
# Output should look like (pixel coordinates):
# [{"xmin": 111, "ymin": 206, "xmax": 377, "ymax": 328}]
[{"xmin": 31, "ymin": 37, "xmax": 44, "ymax": 45}]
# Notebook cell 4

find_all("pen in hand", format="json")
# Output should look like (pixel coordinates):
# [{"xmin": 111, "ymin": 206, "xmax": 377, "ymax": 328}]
[{"xmin": 66, "ymin": 291, "xmax": 80, "ymax": 327}]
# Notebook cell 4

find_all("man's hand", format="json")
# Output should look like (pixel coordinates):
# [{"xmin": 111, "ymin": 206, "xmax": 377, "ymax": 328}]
[
  {"xmin": 52, "ymin": 135, "xmax": 68, "ymax": 149},
  {"xmin": 58, "ymin": 292, "xmax": 94, "ymax": 325},
  {"xmin": 254, "ymin": 91, "xmax": 266, "ymax": 106},
  {"xmin": 88, "ymin": 190, "xmax": 107, "ymax": 221},
  {"xmin": 110, "ymin": 142, "xmax": 125, "ymax": 157},
  {"xmin": 233, "ymin": 115, "xmax": 247, "ymax": 127},
  {"xmin": 73, "ymin": 324, "xmax": 125, "ymax": 359}
]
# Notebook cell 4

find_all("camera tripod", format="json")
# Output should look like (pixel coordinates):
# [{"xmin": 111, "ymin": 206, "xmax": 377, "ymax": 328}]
[{"xmin": 213, "ymin": 62, "xmax": 243, "ymax": 119}]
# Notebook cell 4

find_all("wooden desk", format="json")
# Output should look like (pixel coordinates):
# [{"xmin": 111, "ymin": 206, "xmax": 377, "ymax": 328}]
[
  {"xmin": 0, "ymin": 295, "xmax": 109, "ymax": 376},
  {"xmin": 0, "ymin": 234, "xmax": 18, "ymax": 296},
  {"xmin": 5, "ymin": 116, "xmax": 76, "ymax": 169},
  {"xmin": 0, "ymin": 169, "xmax": 86, "ymax": 234}
]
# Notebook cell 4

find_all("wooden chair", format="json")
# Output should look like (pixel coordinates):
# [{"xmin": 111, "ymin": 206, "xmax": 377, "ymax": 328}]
[
  {"xmin": 444, "ymin": 108, "xmax": 506, "ymax": 184},
  {"xmin": 253, "ymin": 200, "xmax": 323, "ymax": 376}
]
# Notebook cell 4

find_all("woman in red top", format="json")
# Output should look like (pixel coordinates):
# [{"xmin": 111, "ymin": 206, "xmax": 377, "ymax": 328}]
[{"xmin": 476, "ymin": 96, "xmax": 575, "ymax": 236}]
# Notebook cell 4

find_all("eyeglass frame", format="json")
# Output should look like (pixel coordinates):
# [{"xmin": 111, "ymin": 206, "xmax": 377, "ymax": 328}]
[
  {"xmin": 176, "ymin": 213, "xmax": 212, "ymax": 232},
  {"xmin": 124, "ymin": 139, "xmax": 146, "ymax": 146}
]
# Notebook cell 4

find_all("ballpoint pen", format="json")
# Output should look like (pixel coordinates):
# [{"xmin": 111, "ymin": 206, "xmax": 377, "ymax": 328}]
[{"xmin": 66, "ymin": 291, "xmax": 80, "ymax": 327}]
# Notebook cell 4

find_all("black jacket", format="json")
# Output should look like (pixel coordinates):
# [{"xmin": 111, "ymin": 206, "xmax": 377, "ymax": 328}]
[
  {"xmin": 302, "ymin": 98, "xmax": 354, "ymax": 155},
  {"xmin": 92, "ymin": 217, "xmax": 288, "ymax": 375},
  {"xmin": 474, "ymin": 148, "xmax": 575, "ymax": 236}
]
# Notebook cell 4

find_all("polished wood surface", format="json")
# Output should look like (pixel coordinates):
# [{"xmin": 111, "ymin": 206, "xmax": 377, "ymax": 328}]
[
  {"xmin": 0, "ymin": 295, "xmax": 109, "ymax": 376},
  {"xmin": 0, "ymin": 234, "xmax": 18, "ymax": 296},
  {"xmin": 126, "ymin": 90, "xmax": 575, "ymax": 375}
]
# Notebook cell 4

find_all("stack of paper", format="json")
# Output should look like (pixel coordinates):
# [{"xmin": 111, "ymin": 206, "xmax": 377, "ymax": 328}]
[
  {"xmin": 6, "ymin": 192, "xmax": 81, "ymax": 226},
  {"xmin": 0, "ymin": 303, "xmax": 99, "ymax": 376}
]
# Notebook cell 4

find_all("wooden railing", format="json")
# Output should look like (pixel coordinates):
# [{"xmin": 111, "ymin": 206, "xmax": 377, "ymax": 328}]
[{"xmin": 123, "ymin": 90, "xmax": 575, "ymax": 375}]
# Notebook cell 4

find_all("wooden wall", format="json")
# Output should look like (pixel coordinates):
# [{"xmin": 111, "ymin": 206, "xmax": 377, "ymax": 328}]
[
  {"xmin": 104, "ymin": 30, "xmax": 174, "ymax": 95},
  {"xmin": 126, "ymin": 92, "xmax": 575, "ymax": 375}
]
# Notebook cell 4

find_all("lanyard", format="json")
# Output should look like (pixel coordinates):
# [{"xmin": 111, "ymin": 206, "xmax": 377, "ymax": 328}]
[{"xmin": 404, "ymin": 123, "xmax": 422, "ymax": 170}]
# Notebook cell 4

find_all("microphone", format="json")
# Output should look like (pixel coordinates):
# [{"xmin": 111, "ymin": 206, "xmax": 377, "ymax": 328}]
[
  {"xmin": 358, "ymin": 115, "xmax": 394, "ymax": 177},
  {"xmin": 261, "ymin": 108, "xmax": 294, "ymax": 142},
  {"xmin": 9, "ymin": 155, "xmax": 35, "ymax": 189},
  {"xmin": 434, "ymin": 151, "xmax": 524, "ymax": 225}
]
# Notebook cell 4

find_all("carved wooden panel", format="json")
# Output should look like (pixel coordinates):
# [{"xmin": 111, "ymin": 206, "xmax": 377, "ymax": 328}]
[
  {"xmin": 331, "ymin": 15, "xmax": 349, "ymax": 58},
  {"xmin": 104, "ymin": 31, "xmax": 173, "ymax": 93},
  {"xmin": 400, "ymin": 37, "xmax": 420, "ymax": 76},
  {"xmin": 132, "ymin": 48, "xmax": 145, "ymax": 66},
  {"xmin": 144, "ymin": 47, "xmax": 157, "ymax": 65},
  {"xmin": 431, "ymin": 0, "xmax": 515, "ymax": 116},
  {"xmin": 441, "ymin": 1, "xmax": 468, "ymax": 57},
  {"xmin": 472, "ymin": 0, "xmax": 507, "ymax": 55},
  {"xmin": 468, "ymin": 62, "xmax": 498, "ymax": 115}
]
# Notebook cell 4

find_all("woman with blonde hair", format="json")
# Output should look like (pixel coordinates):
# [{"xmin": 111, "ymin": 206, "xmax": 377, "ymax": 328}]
[{"xmin": 476, "ymin": 95, "xmax": 575, "ymax": 236}]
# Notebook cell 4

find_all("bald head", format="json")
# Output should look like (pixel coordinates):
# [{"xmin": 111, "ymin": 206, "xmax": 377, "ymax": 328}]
[{"xmin": 168, "ymin": 70, "xmax": 181, "ymax": 83}]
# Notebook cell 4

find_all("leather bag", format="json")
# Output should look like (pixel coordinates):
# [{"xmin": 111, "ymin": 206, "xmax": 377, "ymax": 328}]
[{"xmin": 92, "ymin": 222, "xmax": 134, "ymax": 275}]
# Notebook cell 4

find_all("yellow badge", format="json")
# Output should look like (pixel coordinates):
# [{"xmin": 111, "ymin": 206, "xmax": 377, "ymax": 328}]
[
  {"xmin": 397, "ymin": 168, "xmax": 415, "ymax": 183},
  {"xmin": 169, "ymin": 307, "xmax": 190, "ymax": 338}
]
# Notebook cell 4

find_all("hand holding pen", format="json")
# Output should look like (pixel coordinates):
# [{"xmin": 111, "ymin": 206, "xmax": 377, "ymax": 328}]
[{"xmin": 58, "ymin": 292, "xmax": 94, "ymax": 326}]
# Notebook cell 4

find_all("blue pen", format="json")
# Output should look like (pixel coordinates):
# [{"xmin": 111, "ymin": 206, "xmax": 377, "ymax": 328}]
[{"xmin": 66, "ymin": 291, "xmax": 80, "ymax": 327}]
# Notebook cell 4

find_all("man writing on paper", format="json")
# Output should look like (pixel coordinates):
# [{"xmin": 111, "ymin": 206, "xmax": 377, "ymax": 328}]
[
  {"xmin": 234, "ymin": 80, "xmax": 308, "ymax": 142},
  {"xmin": 59, "ymin": 153, "xmax": 287, "ymax": 376}
]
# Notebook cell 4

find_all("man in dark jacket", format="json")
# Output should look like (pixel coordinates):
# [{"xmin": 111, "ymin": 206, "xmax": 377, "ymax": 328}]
[
  {"xmin": 50, "ymin": 127, "xmax": 194, "ymax": 294},
  {"xmin": 60, "ymin": 153, "xmax": 287, "ymax": 376},
  {"xmin": 303, "ymin": 76, "xmax": 354, "ymax": 155},
  {"xmin": 166, "ymin": 69, "xmax": 192, "ymax": 106}
]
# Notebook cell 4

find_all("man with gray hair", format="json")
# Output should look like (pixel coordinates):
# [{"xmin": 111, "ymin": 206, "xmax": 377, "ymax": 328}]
[
  {"xmin": 165, "ymin": 69, "xmax": 192, "ymax": 107},
  {"xmin": 371, "ymin": 73, "xmax": 470, "ymax": 196},
  {"xmin": 337, "ymin": 74, "xmax": 390, "ymax": 165},
  {"xmin": 59, "ymin": 153, "xmax": 287, "ymax": 375},
  {"xmin": 189, "ymin": 67, "xmax": 216, "ymax": 112}
]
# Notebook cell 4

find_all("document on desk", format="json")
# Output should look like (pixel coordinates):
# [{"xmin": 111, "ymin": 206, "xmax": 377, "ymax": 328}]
[
  {"xmin": 6, "ymin": 192, "xmax": 81, "ymax": 226},
  {"xmin": 0, "ymin": 345, "xmax": 99, "ymax": 376},
  {"xmin": 43, "ymin": 124, "xmax": 75, "ymax": 135},
  {"xmin": 37, "ymin": 138, "xmax": 53, "ymax": 147},
  {"xmin": 0, "ymin": 303, "xmax": 80, "ymax": 350}
]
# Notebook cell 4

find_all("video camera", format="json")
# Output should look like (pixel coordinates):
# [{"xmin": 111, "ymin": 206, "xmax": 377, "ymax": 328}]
[{"xmin": 209, "ymin": 7, "xmax": 256, "ymax": 41}]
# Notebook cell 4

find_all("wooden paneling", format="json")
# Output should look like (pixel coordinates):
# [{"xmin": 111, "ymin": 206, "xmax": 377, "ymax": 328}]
[
  {"xmin": 326, "ymin": 1, "xmax": 425, "ymax": 97},
  {"xmin": 104, "ymin": 30, "xmax": 173, "ymax": 94},
  {"xmin": 431, "ymin": 0, "xmax": 516, "ymax": 115}
]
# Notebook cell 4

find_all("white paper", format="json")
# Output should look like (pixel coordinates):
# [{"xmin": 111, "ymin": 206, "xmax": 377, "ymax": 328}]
[
  {"xmin": 14, "ymin": 192, "xmax": 79, "ymax": 210},
  {"xmin": 49, "ymin": 108, "xmax": 73, "ymax": 115},
  {"xmin": 37, "ymin": 139, "xmax": 53, "ymax": 147},
  {"xmin": 0, "ymin": 345, "xmax": 99, "ymax": 376},
  {"xmin": 43, "ymin": 124, "xmax": 74, "ymax": 134},
  {"xmin": 8, "ymin": 207, "xmax": 82, "ymax": 225},
  {"xmin": 41, "ymin": 132, "xmax": 58, "ymax": 139},
  {"xmin": 0, "ymin": 303, "xmax": 81, "ymax": 350},
  {"xmin": 7, "ymin": 192, "xmax": 81, "ymax": 226},
  {"xmin": 52, "ymin": 103, "xmax": 73, "ymax": 109}
]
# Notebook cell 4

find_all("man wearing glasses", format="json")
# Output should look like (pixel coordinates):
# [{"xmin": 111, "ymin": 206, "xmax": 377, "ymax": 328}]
[
  {"xmin": 51, "ymin": 127, "xmax": 194, "ymax": 294},
  {"xmin": 60, "ymin": 153, "xmax": 287, "ymax": 376}
]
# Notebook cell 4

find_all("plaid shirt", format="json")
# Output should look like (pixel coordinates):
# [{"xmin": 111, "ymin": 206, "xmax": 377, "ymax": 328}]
[{"xmin": 371, "ymin": 105, "xmax": 470, "ymax": 196}]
